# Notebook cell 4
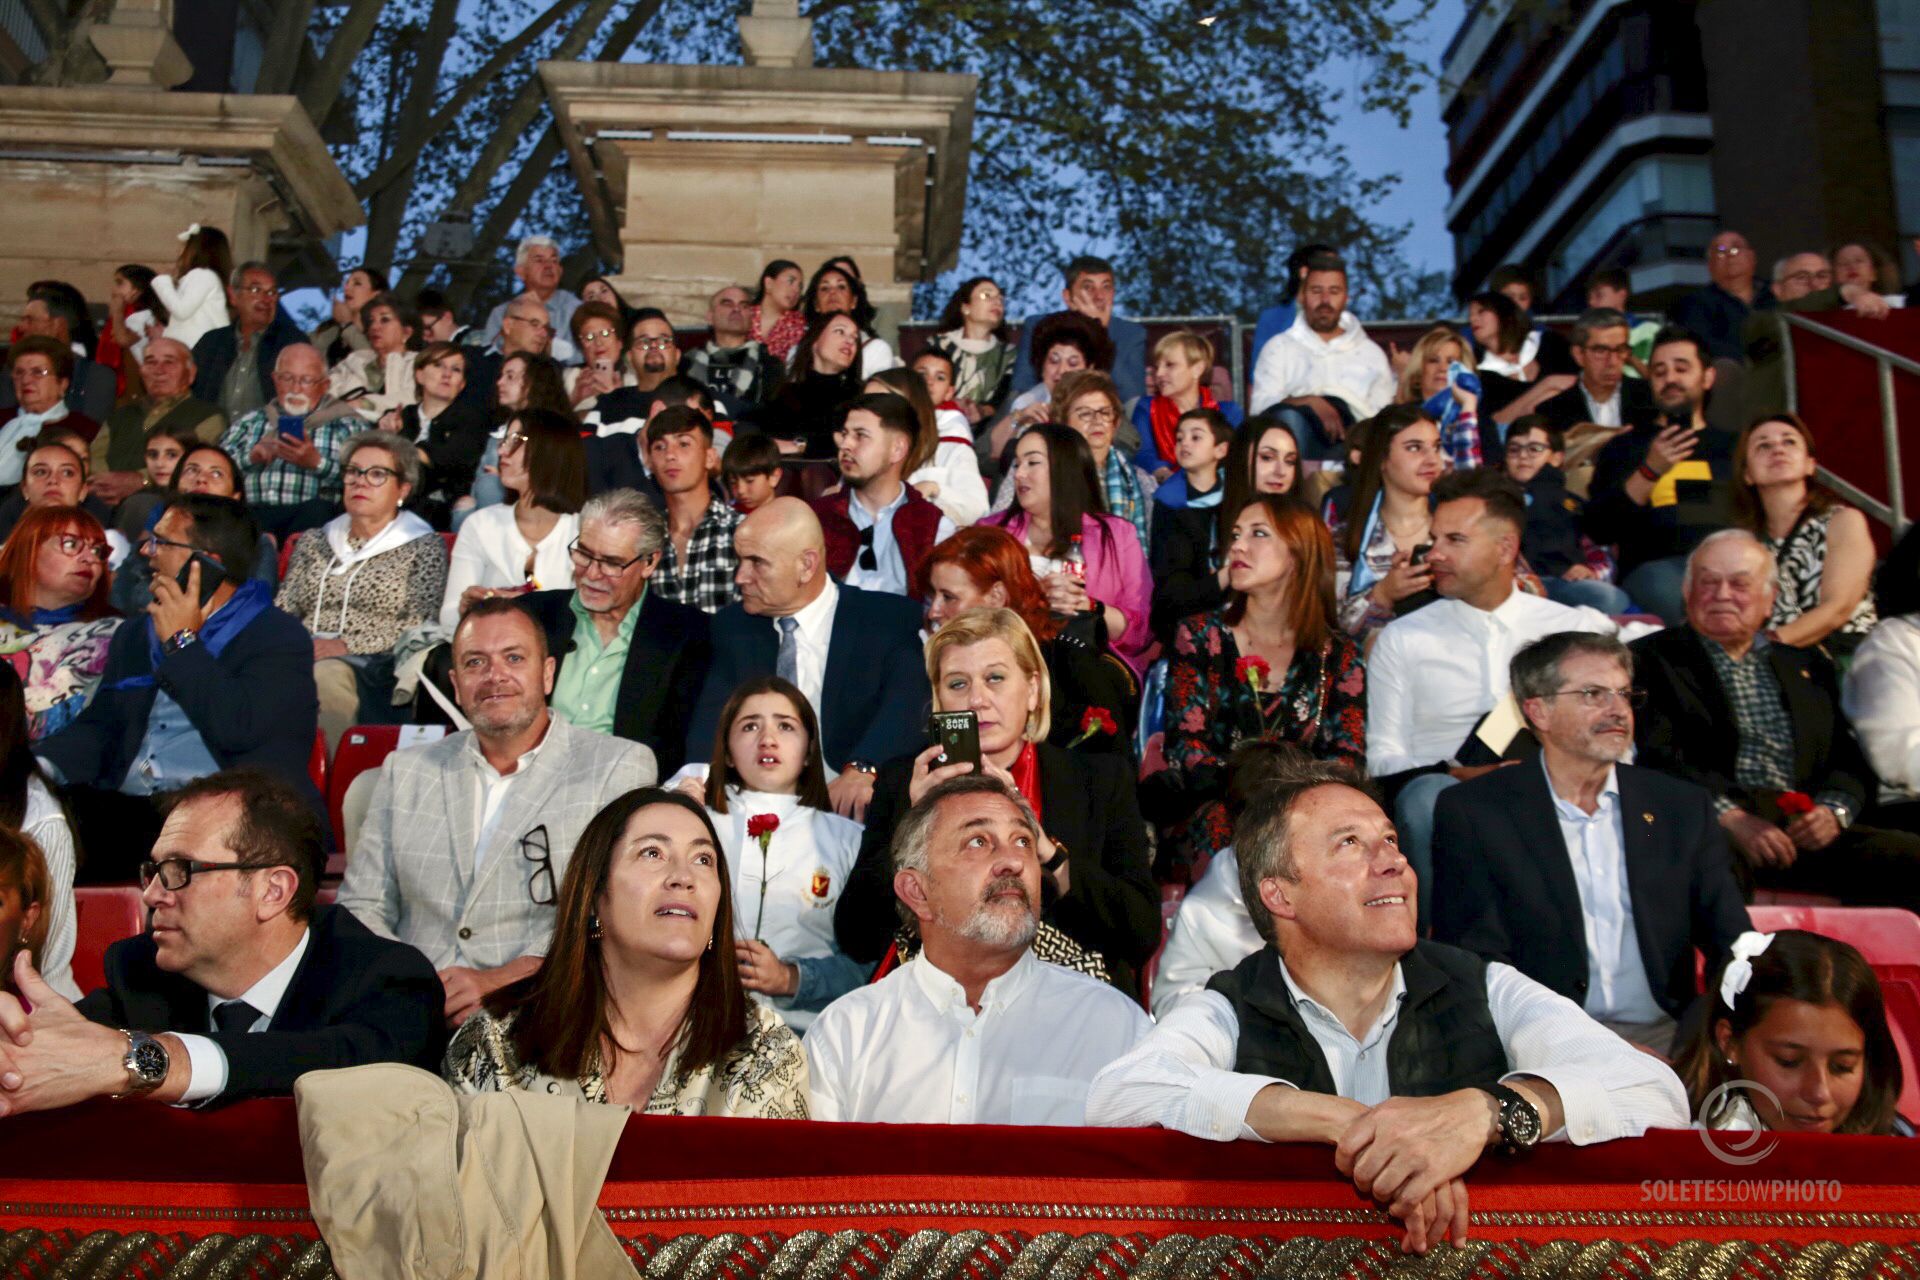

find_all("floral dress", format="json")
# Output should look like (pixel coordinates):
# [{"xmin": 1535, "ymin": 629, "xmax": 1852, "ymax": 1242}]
[
  {"xmin": 750, "ymin": 308, "xmax": 808, "ymax": 363},
  {"xmin": 0, "ymin": 613, "xmax": 121, "ymax": 741},
  {"xmin": 1149, "ymin": 609, "xmax": 1366, "ymax": 871}
]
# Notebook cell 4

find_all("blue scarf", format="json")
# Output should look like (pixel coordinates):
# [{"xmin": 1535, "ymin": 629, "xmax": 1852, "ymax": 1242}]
[
  {"xmin": 1346, "ymin": 490, "xmax": 1388, "ymax": 600},
  {"xmin": 1421, "ymin": 361, "xmax": 1483, "ymax": 446},
  {"xmin": 112, "ymin": 578, "xmax": 275, "ymax": 690},
  {"xmin": 0, "ymin": 601, "xmax": 86, "ymax": 629}
]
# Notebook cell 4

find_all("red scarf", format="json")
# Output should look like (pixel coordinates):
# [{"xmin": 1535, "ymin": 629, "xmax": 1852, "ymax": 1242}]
[
  {"xmin": 1149, "ymin": 388, "xmax": 1219, "ymax": 468},
  {"xmin": 1009, "ymin": 740, "xmax": 1043, "ymax": 822}
]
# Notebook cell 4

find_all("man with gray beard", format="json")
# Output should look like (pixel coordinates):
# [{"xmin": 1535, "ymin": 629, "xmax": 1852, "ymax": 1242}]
[
  {"xmin": 217, "ymin": 343, "xmax": 355, "ymax": 538},
  {"xmin": 803, "ymin": 775, "xmax": 1148, "ymax": 1123}
]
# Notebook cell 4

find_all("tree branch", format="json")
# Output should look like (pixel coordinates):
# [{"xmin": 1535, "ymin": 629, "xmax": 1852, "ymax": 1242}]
[
  {"xmin": 363, "ymin": 0, "xmax": 460, "ymax": 277},
  {"xmin": 298, "ymin": 0, "xmax": 389, "ymax": 126}
]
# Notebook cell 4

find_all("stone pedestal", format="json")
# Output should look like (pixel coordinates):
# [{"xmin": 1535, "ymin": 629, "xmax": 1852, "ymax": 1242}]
[
  {"xmin": 540, "ymin": 62, "xmax": 977, "ymax": 338},
  {"xmin": 0, "ymin": 87, "xmax": 361, "ymax": 329}
]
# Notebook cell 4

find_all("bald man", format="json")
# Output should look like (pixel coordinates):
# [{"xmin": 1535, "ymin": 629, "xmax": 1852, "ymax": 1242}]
[
  {"xmin": 683, "ymin": 497, "xmax": 928, "ymax": 818},
  {"xmin": 91, "ymin": 338, "xmax": 226, "ymax": 505}
]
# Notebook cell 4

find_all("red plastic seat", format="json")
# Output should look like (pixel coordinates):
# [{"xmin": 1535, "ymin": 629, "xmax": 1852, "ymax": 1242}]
[
  {"xmin": 1745, "ymin": 906, "xmax": 1920, "ymax": 967},
  {"xmin": 70, "ymin": 887, "xmax": 145, "ymax": 994},
  {"xmin": 308, "ymin": 728, "xmax": 327, "ymax": 800},
  {"xmin": 1138, "ymin": 882, "xmax": 1188, "ymax": 1012},
  {"xmin": 277, "ymin": 532, "xmax": 302, "ymax": 581},
  {"xmin": 327, "ymin": 724, "xmax": 447, "ymax": 853},
  {"xmin": 440, "ymin": 531, "xmax": 457, "ymax": 556}
]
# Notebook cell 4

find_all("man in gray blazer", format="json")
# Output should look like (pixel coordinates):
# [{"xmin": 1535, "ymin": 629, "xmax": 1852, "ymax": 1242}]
[{"xmin": 338, "ymin": 598, "xmax": 656, "ymax": 1025}]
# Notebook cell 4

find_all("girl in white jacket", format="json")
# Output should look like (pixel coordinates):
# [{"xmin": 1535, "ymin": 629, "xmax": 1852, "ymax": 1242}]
[{"xmin": 152, "ymin": 224, "xmax": 232, "ymax": 351}]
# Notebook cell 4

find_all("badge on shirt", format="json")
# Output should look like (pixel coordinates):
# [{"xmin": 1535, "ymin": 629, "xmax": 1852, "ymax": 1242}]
[{"xmin": 809, "ymin": 869, "xmax": 833, "ymax": 905}]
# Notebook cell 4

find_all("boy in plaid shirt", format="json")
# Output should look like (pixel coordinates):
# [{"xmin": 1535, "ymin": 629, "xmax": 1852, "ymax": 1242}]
[{"xmin": 647, "ymin": 405, "xmax": 741, "ymax": 613}]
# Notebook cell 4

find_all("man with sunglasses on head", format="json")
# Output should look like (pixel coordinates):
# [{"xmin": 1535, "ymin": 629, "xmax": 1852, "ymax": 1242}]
[
  {"xmin": 38, "ymin": 495, "xmax": 320, "ymax": 881},
  {"xmin": 1431, "ymin": 632, "xmax": 1749, "ymax": 1055},
  {"xmin": 812, "ymin": 393, "xmax": 952, "ymax": 601},
  {"xmin": 339, "ymin": 597, "xmax": 656, "ymax": 1027},
  {"xmin": 0, "ymin": 768, "xmax": 443, "ymax": 1116},
  {"xmin": 508, "ymin": 489, "xmax": 711, "ymax": 776}
]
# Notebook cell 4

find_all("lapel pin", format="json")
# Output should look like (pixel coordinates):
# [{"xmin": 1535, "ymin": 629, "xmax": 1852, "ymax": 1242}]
[{"xmin": 1642, "ymin": 812, "xmax": 1655, "ymax": 825}]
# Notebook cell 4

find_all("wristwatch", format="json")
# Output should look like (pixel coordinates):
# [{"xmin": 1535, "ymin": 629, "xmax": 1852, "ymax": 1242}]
[
  {"xmin": 843, "ymin": 760, "xmax": 878, "ymax": 777},
  {"xmin": 116, "ymin": 1030, "xmax": 169, "ymax": 1097},
  {"xmin": 1041, "ymin": 837, "xmax": 1070, "ymax": 874},
  {"xmin": 1484, "ymin": 1082, "xmax": 1542, "ymax": 1156},
  {"xmin": 1828, "ymin": 801, "xmax": 1854, "ymax": 830},
  {"xmin": 163, "ymin": 628, "xmax": 199, "ymax": 654}
]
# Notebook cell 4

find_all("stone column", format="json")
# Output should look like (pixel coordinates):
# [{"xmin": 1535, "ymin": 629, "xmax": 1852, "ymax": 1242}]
[{"xmin": 88, "ymin": 0, "xmax": 193, "ymax": 89}]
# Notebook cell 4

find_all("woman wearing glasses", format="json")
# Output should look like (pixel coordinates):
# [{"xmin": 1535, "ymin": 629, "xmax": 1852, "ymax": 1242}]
[
  {"xmin": 377, "ymin": 342, "xmax": 491, "ymax": 532},
  {"xmin": 562, "ymin": 301, "xmax": 636, "ymax": 412},
  {"xmin": 0, "ymin": 506, "xmax": 120, "ymax": 741},
  {"xmin": 445, "ymin": 787, "xmax": 810, "ymax": 1116},
  {"xmin": 439, "ymin": 409, "xmax": 585, "ymax": 629},
  {"xmin": 277, "ymin": 431, "xmax": 447, "ymax": 752}
]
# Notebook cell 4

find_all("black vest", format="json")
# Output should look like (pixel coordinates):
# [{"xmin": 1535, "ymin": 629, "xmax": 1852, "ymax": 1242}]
[
  {"xmin": 103, "ymin": 396, "xmax": 219, "ymax": 473},
  {"xmin": 1205, "ymin": 941, "xmax": 1509, "ymax": 1097}
]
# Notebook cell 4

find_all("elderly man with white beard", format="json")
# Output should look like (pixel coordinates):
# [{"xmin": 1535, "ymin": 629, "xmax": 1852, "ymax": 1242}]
[
  {"xmin": 803, "ymin": 775, "xmax": 1149, "ymax": 1124},
  {"xmin": 217, "ymin": 343, "xmax": 356, "ymax": 538}
]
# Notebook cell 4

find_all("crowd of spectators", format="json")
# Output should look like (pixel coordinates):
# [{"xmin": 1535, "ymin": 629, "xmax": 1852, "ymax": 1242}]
[{"xmin": 0, "ymin": 223, "xmax": 1916, "ymax": 1257}]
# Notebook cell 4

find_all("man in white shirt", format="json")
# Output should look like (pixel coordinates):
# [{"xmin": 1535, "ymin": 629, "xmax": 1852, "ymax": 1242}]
[
  {"xmin": 812, "ymin": 394, "xmax": 954, "ymax": 599},
  {"xmin": 1432, "ymin": 632, "xmax": 1749, "ymax": 1053},
  {"xmin": 805, "ymin": 775, "xmax": 1149, "ymax": 1124},
  {"xmin": 1247, "ymin": 253, "xmax": 1395, "ymax": 463},
  {"xmin": 1086, "ymin": 761, "xmax": 1689, "ymax": 1257},
  {"xmin": 0, "ymin": 769, "xmax": 444, "ymax": 1115},
  {"xmin": 1366, "ymin": 469, "xmax": 1616, "ymax": 919},
  {"xmin": 340, "ymin": 599, "xmax": 656, "ymax": 1025}
]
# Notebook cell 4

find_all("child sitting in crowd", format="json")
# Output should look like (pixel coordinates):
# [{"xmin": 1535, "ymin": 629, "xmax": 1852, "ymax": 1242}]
[
  {"xmin": 722, "ymin": 432, "xmax": 783, "ymax": 514},
  {"xmin": 1501, "ymin": 414, "xmax": 1632, "ymax": 615},
  {"xmin": 1151, "ymin": 407, "xmax": 1234, "ymax": 513}
]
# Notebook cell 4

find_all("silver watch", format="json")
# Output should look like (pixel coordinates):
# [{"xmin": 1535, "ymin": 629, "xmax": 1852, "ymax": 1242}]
[
  {"xmin": 1828, "ymin": 801, "xmax": 1853, "ymax": 830},
  {"xmin": 117, "ymin": 1029, "xmax": 169, "ymax": 1097}
]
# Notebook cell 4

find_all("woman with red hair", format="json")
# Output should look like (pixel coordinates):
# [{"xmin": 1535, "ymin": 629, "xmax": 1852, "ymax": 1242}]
[
  {"xmin": 915, "ymin": 525, "xmax": 1136, "ymax": 753},
  {"xmin": 0, "ymin": 505, "xmax": 119, "ymax": 740},
  {"xmin": 1143, "ymin": 494, "xmax": 1366, "ymax": 873}
]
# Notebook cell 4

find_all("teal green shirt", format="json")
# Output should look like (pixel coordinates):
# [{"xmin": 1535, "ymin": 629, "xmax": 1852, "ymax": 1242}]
[{"xmin": 550, "ymin": 589, "xmax": 643, "ymax": 735}]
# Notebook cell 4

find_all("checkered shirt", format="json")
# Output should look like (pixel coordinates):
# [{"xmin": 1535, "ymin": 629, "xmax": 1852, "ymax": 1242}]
[{"xmin": 654, "ymin": 497, "xmax": 742, "ymax": 613}]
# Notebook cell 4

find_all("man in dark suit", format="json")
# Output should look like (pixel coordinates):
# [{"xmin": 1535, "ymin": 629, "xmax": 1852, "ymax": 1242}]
[
  {"xmin": 37, "ymin": 495, "xmax": 320, "ymax": 880},
  {"xmin": 684, "ymin": 498, "xmax": 926, "ymax": 820},
  {"xmin": 1537, "ymin": 308, "xmax": 1657, "ymax": 436},
  {"xmin": 189, "ymin": 262, "xmax": 309, "ymax": 423},
  {"xmin": 514, "ymin": 488, "xmax": 710, "ymax": 776},
  {"xmin": 1433, "ymin": 631, "xmax": 1748, "ymax": 1053},
  {"xmin": 1631, "ymin": 529, "xmax": 1920, "ymax": 910},
  {"xmin": 0, "ymin": 770, "xmax": 443, "ymax": 1115}
]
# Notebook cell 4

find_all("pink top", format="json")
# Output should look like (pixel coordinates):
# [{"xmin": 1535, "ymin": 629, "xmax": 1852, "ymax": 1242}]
[{"xmin": 982, "ymin": 508, "xmax": 1153, "ymax": 674}]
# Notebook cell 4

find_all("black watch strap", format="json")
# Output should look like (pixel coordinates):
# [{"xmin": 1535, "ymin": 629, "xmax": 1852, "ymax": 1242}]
[
  {"xmin": 1041, "ymin": 837, "xmax": 1069, "ymax": 873},
  {"xmin": 1485, "ymin": 1082, "xmax": 1542, "ymax": 1155}
]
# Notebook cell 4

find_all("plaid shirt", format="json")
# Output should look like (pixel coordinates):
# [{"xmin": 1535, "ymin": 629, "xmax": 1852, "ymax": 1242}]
[
  {"xmin": 1101, "ymin": 450, "xmax": 1155, "ymax": 550},
  {"xmin": 219, "ymin": 404, "xmax": 352, "ymax": 507},
  {"xmin": 685, "ymin": 341, "xmax": 781, "ymax": 411},
  {"xmin": 1703, "ymin": 635, "xmax": 1799, "ymax": 816},
  {"xmin": 654, "ymin": 497, "xmax": 741, "ymax": 613}
]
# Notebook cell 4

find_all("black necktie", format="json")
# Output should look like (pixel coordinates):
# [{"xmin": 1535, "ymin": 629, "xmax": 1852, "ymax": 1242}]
[{"xmin": 212, "ymin": 1000, "xmax": 262, "ymax": 1035}]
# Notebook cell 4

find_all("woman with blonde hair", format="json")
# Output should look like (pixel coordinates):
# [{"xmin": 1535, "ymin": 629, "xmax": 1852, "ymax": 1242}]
[
  {"xmin": 1132, "ymin": 330, "xmax": 1244, "ymax": 481},
  {"xmin": 1395, "ymin": 325, "xmax": 1484, "ymax": 471},
  {"xmin": 830, "ymin": 606, "xmax": 1160, "ymax": 996}
]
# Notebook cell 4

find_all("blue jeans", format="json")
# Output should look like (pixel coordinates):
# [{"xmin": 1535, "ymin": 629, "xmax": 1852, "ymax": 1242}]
[
  {"xmin": 1622, "ymin": 556, "xmax": 1689, "ymax": 625},
  {"xmin": 1394, "ymin": 772, "xmax": 1459, "ymax": 927},
  {"xmin": 1543, "ymin": 575, "xmax": 1634, "ymax": 615}
]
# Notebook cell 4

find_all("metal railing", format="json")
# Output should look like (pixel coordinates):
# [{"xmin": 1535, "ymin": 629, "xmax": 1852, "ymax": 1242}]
[{"xmin": 1779, "ymin": 312, "xmax": 1915, "ymax": 536}]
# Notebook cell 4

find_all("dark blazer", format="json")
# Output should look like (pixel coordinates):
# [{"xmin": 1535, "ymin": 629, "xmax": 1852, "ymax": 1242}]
[
  {"xmin": 1431, "ymin": 759, "xmax": 1749, "ymax": 1018},
  {"xmin": 190, "ymin": 310, "xmax": 309, "ymax": 408},
  {"xmin": 515, "ymin": 586, "xmax": 712, "ymax": 777},
  {"xmin": 37, "ymin": 604, "xmax": 323, "ymax": 814},
  {"xmin": 76, "ymin": 905, "xmax": 445, "ymax": 1105},
  {"xmin": 833, "ymin": 742, "xmax": 1162, "ymax": 996},
  {"xmin": 685, "ymin": 583, "xmax": 926, "ymax": 773},
  {"xmin": 580, "ymin": 431, "xmax": 665, "ymax": 506},
  {"xmin": 1630, "ymin": 626, "xmax": 1875, "ymax": 816},
  {"xmin": 1539, "ymin": 376, "xmax": 1657, "ymax": 435}
]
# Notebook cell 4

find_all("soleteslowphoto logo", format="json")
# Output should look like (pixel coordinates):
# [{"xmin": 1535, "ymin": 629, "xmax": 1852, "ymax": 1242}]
[{"xmin": 1639, "ymin": 1080, "xmax": 1843, "ymax": 1206}]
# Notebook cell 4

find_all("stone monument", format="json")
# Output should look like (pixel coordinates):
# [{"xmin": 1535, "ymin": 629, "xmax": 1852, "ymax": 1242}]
[{"xmin": 540, "ymin": 0, "xmax": 977, "ymax": 337}]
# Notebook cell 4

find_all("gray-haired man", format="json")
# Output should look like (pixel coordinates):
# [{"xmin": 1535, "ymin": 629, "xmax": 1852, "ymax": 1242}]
[
  {"xmin": 509, "ymin": 489, "xmax": 712, "ymax": 775},
  {"xmin": 480, "ymin": 236, "xmax": 581, "ymax": 364}
]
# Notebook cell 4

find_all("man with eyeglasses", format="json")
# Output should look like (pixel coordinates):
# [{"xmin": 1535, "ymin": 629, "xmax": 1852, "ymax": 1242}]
[
  {"xmin": 812, "ymin": 393, "xmax": 953, "ymax": 599},
  {"xmin": 1367, "ymin": 470, "xmax": 1617, "ymax": 921},
  {"xmin": 90, "ymin": 338, "xmax": 226, "ymax": 508},
  {"xmin": 685, "ymin": 285, "xmax": 783, "ymax": 413},
  {"xmin": 340, "ymin": 598, "xmax": 655, "ymax": 1027},
  {"xmin": 510, "ymin": 488, "xmax": 712, "ymax": 776},
  {"xmin": 460, "ymin": 292, "xmax": 558, "ymax": 418},
  {"xmin": 1539, "ymin": 309, "xmax": 1655, "ymax": 438},
  {"xmin": 1668, "ymin": 230, "xmax": 1774, "ymax": 363},
  {"xmin": 1431, "ymin": 632, "xmax": 1748, "ymax": 1054},
  {"xmin": 0, "ymin": 769, "xmax": 443, "ymax": 1116},
  {"xmin": 217, "ymin": 344, "xmax": 354, "ymax": 538},
  {"xmin": 190, "ymin": 262, "xmax": 308, "ymax": 424},
  {"xmin": 479, "ymin": 236, "xmax": 580, "ymax": 365},
  {"xmin": 37, "ymin": 495, "xmax": 320, "ymax": 881}
]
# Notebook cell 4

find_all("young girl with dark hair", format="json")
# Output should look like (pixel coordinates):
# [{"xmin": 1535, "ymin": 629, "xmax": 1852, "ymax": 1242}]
[{"xmin": 154, "ymin": 225, "xmax": 233, "ymax": 351}]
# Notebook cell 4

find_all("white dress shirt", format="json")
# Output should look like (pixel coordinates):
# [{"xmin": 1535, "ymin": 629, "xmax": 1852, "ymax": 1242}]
[
  {"xmin": 1151, "ymin": 846, "xmax": 1262, "ymax": 1018},
  {"xmin": 841, "ymin": 483, "xmax": 956, "ymax": 597},
  {"xmin": 175, "ymin": 927, "xmax": 313, "ymax": 1104},
  {"xmin": 1842, "ymin": 615, "xmax": 1920, "ymax": 802},
  {"xmin": 1581, "ymin": 380, "xmax": 1623, "ymax": 428},
  {"xmin": 785, "ymin": 578, "xmax": 839, "ymax": 720},
  {"xmin": 1543, "ymin": 758, "xmax": 1666, "ymax": 1025},
  {"xmin": 1366, "ymin": 588, "xmax": 1616, "ymax": 776},
  {"xmin": 1086, "ymin": 950, "xmax": 1689, "ymax": 1144},
  {"xmin": 805, "ymin": 949, "xmax": 1151, "ymax": 1124},
  {"xmin": 469, "ymin": 721, "xmax": 551, "ymax": 872}
]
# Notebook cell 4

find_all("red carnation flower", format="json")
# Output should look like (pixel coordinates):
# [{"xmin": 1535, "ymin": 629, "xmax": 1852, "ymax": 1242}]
[
  {"xmin": 747, "ymin": 813, "xmax": 781, "ymax": 844},
  {"xmin": 1777, "ymin": 791, "xmax": 1815, "ymax": 817},
  {"xmin": 1068, "ymin": 706, "xmax": 1120, "ymax": 748},
  {"xmin": 1235, "ymin": 655, "xmax": 1272, "ymax": 690}
]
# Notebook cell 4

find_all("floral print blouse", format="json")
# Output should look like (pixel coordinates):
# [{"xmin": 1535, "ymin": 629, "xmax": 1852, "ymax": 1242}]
[{"xmin": 0, "ymin": 615, "xmax": 120, "ymax": 741}]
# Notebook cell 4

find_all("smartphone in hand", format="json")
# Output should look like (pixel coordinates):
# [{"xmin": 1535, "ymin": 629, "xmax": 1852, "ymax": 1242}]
[{"xmin": 928, "ymin": 710, "xmax": 982, "ymax": 771}]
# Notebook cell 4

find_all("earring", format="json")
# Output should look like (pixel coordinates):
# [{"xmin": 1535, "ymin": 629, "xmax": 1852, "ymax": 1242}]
[
  {"xmin": 588, "ymin": 913, "xmax": 602, "ymax": 940},
  {"xmin": 706, "ymin": 934, "xmax": 714, "ymax": 952}
]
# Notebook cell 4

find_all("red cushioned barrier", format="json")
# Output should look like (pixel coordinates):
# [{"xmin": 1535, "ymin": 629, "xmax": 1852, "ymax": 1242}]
[{"xmin": 1787, "ymin": 308, "xmax": 1920, "ymax": 544}]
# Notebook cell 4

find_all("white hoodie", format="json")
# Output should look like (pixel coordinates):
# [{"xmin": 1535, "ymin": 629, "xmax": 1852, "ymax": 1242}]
[{"xmin": 1249, "ymin": 309, "xmax": 1396, "ymax": 418}]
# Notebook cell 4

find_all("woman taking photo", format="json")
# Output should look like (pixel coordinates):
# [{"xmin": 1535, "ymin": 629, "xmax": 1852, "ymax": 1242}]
[
  {"xmin": 799, "ymin": 262, "xmax": 895, "ymax": 377},
  {"xmin": 379, "ymin": 342, "xmax": 491, "ymax": 531},
  {"xmin": 865, "ymin": 366, "xmax": 989, "ymax": 528},
  {"xmin": 278, "ymin": 431, "xmax": 446, "ymax": 751},
  {"xmin": 832, "ymin": 607, "xmax": 1159, "ymax": 996},
  {"xmin": 752, "ymin": 313, "xmax": 868, "ymax": 459},
  {"xmin": 1675, "ymin": 930, "xmax": 1909, "ymax": 1135},
  {"xmin": 700, "ymin": 676, "xmax": 865, "ymax": 1033},
  {"xmin": 0, "ymin": 660, "xmax": 78, "ymax": 999},
  {"xmin": 1734, "ymin": 413, "xmax": 1877, "ymax": 655},
  {"xmin": 1150, "ymin": 412, "xmax": 1301, "ymax": 644},
  {"xmin": 311, "ymin": 265, "xmax": 387, "ymax": 366},
  {"xmin": 562, "ymin": 301, "xmax": 635, "ymax": 412},
  {"xmin": 440, "ymin": 409, "xmax": 585, "ymax": 628},
  {"xmin": 983, "ymin": 423, "xmax": 1152, "ymax": 675},
  {"xmin": 328, "ymin": 293, "xmax": 422, "ymax": 422},
  {"xmin": 917, "ymin": 526, "xmax": 1137, "ymax": 752},
  {"xmin": 1145, "ymin": 495, "xmax": 1365, "ymax": 871},
  {"xmin": 1132, "ymin": 331, "xmax": 1244, "ymax": 481},
  {"xmin": 927, "ymin": 276, "xmax": 1016, "ymax": 426},
  {"xmin": 1330, "ymin": 405, "xmax": 1446, "ymax": 639},
  {"xmin": 0, "ymin": 506, "xmax": 118, "ymax": 741},
  {"xmin": 749, "ymin": 259, "xmax": 807, "ymax": 362},
  {"xmin": 445, "ymin": 787, "xmax": 810, "ymax": 1115}
]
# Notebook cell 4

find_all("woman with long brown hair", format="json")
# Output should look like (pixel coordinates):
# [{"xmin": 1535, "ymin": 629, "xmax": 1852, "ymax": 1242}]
[
  {"xmin": 1329, "ymin": 404, "xmax": 1445, "ymax": 639},
  {"xmin": 444, "ymin": 787, "xmax": 810, "ymax": 1114},
  {"xmin": 1145, "ymin": 495, "xmax": 1366, "ymax": 872}
]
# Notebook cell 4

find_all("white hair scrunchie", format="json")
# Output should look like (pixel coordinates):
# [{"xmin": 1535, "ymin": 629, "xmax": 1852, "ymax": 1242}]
[
  {"xmin": 1719, "ymin": 930, "xmax": 1775, "ymax": 1011},
  {"xmin": 177, "ymin": 223, "xmax": 202, "ymax": 242}
]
